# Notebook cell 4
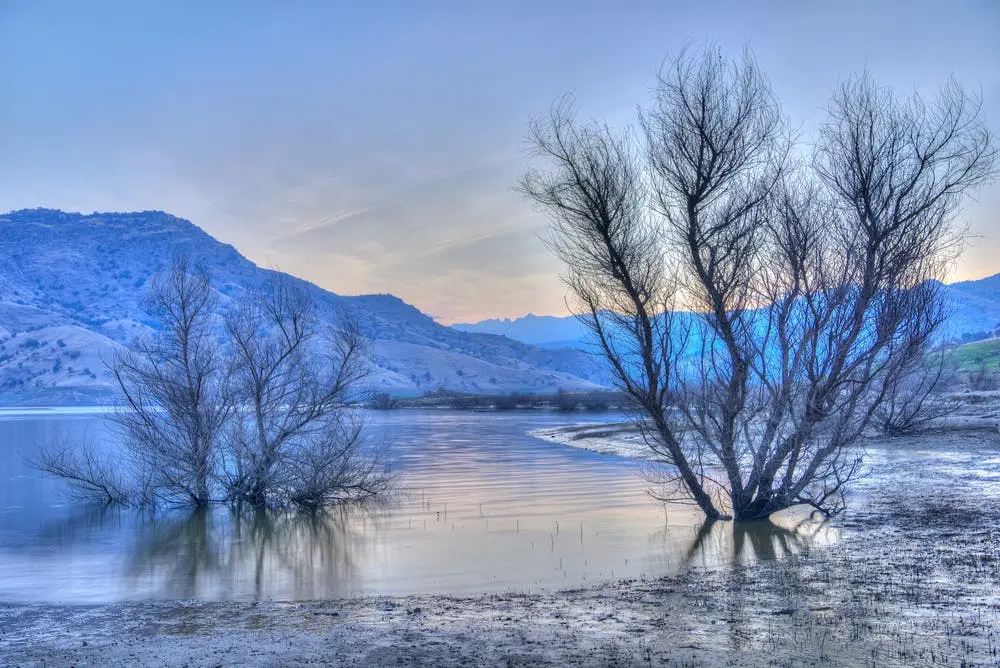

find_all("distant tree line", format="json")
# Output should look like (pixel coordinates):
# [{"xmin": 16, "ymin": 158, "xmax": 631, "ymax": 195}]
[
  {"xmin": 955, "ymin": 323, "xmax": 1000, "ymax": 344},
  {"xmin": 368, "ymin": 388, "xmax": 626, "ymax": 412}
]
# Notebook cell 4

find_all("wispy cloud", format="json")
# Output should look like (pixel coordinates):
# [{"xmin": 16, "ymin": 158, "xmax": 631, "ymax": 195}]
[{"xmin": 1, "ymin": 1, "xmax": 997, "ymax": 321}]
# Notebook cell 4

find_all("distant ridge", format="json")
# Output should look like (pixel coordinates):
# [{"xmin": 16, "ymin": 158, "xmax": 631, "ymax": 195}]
[
  {"xmin": 452, "ymin": 313, "xmax": 589, "ymax": 348},
  {"xmin": 453, "ymin": 275, "xmax": 1000, "ymax": 348}
]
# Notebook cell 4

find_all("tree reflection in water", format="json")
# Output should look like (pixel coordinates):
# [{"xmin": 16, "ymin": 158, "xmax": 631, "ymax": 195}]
[
  {"xmin": 124, "ymin": 504, "xmax": 387, "ymax": 599},
  {"xmin": 24, "ymin": 497, "xmax": 839, "ymax": 600},
  {"xmin": 31, "ymin": 503, "xmax": 385, "ymax": 599},
  {"xmin": 649, "ymin": 510, "xmax": 841, "ymax": 573}
]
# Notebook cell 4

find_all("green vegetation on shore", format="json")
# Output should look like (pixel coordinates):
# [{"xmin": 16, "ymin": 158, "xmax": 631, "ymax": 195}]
[{"xmin": 950, "ymin": 337, "xmax": 1000, "ymax": 372}]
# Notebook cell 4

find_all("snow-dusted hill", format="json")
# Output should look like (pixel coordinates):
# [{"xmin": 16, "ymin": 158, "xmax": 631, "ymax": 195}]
[{"xmin": 0, "ymin": 209, "xmax": 611, "ymax": 405}]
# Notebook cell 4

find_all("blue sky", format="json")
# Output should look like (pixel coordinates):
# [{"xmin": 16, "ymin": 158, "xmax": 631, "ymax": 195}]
[{"xmin": 2, "ymin": 1, "xmax": 998, "ymax": 323}]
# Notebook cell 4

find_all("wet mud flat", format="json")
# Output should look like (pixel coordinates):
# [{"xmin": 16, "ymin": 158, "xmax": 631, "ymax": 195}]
[{"xmin": 2, "ymin": 430, "xmax": 999, "ymax": 667}]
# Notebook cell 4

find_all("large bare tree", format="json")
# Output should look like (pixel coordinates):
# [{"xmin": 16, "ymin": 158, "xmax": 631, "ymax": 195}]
[{"xmin": 521, "ymin": 47, "xmax": 996, "ymax": 521}]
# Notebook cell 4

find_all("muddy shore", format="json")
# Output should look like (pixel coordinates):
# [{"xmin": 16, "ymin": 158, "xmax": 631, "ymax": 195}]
[{"xmin": 2, "ymin": 429, "xmax": 999, "ymax": 667}]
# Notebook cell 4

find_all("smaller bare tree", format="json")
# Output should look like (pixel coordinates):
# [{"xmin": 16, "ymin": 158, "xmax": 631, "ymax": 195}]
[
  {"xmin": 35, "ymin": 263, "xmax": 385, "ymax": 511},
  {"xmin": 31, "ymin": 258, "xmax": 229, "ymax": 507},
  {"xmin": 108, "ymin": 257, "xmax": 231, "ymax": 507},
  {"xmin": 222, "ymin": 277, "xmax": 376, "ymax": 507}
]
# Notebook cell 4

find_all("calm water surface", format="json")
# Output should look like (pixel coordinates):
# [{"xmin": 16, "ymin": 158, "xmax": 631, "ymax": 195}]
[{"xmin": 0, "ymin": 409, "xmax": 831, "ymax": 602}]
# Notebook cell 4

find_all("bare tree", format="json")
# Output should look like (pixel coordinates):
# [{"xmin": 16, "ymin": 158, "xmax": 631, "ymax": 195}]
[
  {"xmin": 35, "ymin": 263, "xmax": 383, "ymax": 510},
  {"xmin": 874, "ymin": 346, "xmax": 956, "ymax": 435},
  {"xmin": 521, "ymin": 47, "xmax": 996, "ymax": 521},
  {"xmin": 222, "ymin": 277, "xmax": 376, "ymax": 507},
  {"xmin": 108, "ymin": 257, "xmax": 231, "ymax": 506},
  {"xmin": 32, "ymin": 439, "xmax": 131, "ymax": 506}
]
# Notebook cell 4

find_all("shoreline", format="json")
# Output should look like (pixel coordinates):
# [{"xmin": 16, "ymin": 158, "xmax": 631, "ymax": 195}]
[
  {"xmin": 3, "ymin": 429, "xmax": 998, "ymax": 666},
  {"xmin": 3, "ymin": 518, "xmax": 997, "ymax": 667},
  {"xmin": 530, "ymin": 390, "xmax": 1000, "ymax": 463},
  {"xmin": 3, "ymin": 424, "xmax": 999, "ymax": 666},
  {"xmin": 530, "ymin": 421, "xmax": 651, "ymax": 460}
]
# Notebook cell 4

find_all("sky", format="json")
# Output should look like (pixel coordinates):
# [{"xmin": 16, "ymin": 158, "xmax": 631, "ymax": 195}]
[{"xmin": 1, "ymin": 1, "xmax": 998, "ymax": 324}]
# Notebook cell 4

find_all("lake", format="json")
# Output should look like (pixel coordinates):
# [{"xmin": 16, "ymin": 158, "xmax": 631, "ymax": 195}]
[{"xmin": 0, "ymin": 409, "xmax": 832, "ymax": 602}]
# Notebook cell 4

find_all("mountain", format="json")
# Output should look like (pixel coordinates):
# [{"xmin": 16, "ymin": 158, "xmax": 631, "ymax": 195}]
[
  {"xmin": 452, "ymin": 314, "xmax": 590, "ymax": 349},
  {"xmin": 0, "ymin": 209, "xmax": 612, "ymax": 405},
  {"xmin": 453, "ymin": 276, "xmax": 1000, "ymax": 348}
]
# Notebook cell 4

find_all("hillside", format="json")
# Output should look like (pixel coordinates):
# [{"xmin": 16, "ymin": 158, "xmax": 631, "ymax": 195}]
[
  {"xmin": 0, "ymin": 209, "xmax": 611, "ymax": 405},
  {"xmin": 938, "ymin": 274, "xmax": 1000, "ymax": 342}
]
